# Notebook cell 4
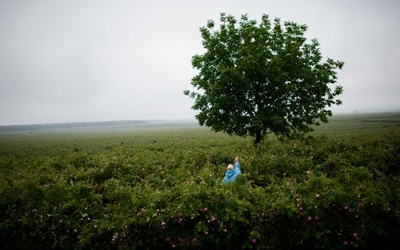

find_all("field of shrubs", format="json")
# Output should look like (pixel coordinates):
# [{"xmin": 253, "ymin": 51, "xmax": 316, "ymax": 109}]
[{"xmin": 1, "ymin": 113, "xmax": 399, "ymax": 249}]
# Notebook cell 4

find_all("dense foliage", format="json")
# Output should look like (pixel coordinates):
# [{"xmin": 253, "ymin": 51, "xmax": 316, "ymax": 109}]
[
  {"xmin": 0, "ymin": 116, "xmax": 399, "ymax": 249},
  {"xmin": 185, "ymin": 13, "xmax": 344, "ymax": 144}
]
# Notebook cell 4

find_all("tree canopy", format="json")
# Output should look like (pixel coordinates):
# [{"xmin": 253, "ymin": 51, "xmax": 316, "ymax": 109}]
[{"xmin": 184, "ymin": 13, "xmax": 344, "ymax": 144}]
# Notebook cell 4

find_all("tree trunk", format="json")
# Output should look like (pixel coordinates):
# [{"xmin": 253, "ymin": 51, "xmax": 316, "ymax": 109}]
[{"xmin": 254, "ymin": 130, "xmax": 262, "ymax": 146}]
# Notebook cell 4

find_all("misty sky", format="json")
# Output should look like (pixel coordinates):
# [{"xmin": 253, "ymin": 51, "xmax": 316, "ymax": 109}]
[{"xmin": 1, "ymin": 0, "xmax": 399, "ymax": 125}]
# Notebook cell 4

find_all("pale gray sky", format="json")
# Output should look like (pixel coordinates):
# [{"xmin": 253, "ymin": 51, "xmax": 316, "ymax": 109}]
[{"xmin": 1, "ymin": 0, "xmax": 399, "ymax": 125}]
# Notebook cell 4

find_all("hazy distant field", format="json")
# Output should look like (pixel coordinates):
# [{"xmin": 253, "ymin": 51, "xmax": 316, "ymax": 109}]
[
  {"xmin": 1, "ymin": 112, "xmax": 399, "ymax": 137},
  {"xmin": 0, "ymin": 112, "xmax": 399, "ymax": 164},
  {"xmin": 312, "ymin": 112, "xmax": 400, "ymax": 135}
]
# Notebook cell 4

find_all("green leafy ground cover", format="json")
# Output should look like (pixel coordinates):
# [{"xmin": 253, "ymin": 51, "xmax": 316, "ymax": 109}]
[{"xmin": 1, "ymin": 113, "xmax": 399, "ymax": 249}]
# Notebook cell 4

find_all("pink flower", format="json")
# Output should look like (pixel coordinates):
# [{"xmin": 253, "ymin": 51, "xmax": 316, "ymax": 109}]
[
  {"xmin": 316, "ymin": 194, "xmax": 320, "ymax": 199},
  {"xmin": 252, "ymin": 238, "xmax": 257, "ymax": 243},
  {"xmin": 204, "ymin": 207, "xmax": 208, "ymax": 212},
  {"xmin": 161, "ymin": 221, "xmax": 166, "ymax": 227}
]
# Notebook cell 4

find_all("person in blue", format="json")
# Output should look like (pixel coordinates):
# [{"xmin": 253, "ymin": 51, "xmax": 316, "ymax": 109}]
[{"xmin": 222, "ymin": 156, "xmax": 241, "ymax": 184}]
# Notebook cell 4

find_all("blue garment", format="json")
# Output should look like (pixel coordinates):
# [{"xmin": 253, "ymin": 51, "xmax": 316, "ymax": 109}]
[
  {"xmin": 223, "ymin": 169, "xmax": 239, "ymax": 184},
  {"xmin": 234, "ymin": 161, "xmax": 241, "ymax": 175}
]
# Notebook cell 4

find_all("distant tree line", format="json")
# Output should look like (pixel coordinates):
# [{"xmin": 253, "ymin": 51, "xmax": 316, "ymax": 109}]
[{"xmin": 0, "ymin": 120, "xmax": 165, "ymax": 132}]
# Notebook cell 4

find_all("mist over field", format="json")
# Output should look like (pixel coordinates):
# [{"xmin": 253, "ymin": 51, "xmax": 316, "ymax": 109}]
[{"xmin": 1, "ymin": 112, "xmax": 399, "ymax": 138}]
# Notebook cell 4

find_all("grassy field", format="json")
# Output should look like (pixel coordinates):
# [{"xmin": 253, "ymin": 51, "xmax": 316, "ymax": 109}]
[
  {"xmin": 1, "ymin": 111, "xmax": 397, "ymax": 175},
  {"xmin": 312, "ymin": 112, "xmax": 400, "ymax": 136},
  {"xmin": 0, "ymin": 112, "xmax": 399, "ymax": 249}
]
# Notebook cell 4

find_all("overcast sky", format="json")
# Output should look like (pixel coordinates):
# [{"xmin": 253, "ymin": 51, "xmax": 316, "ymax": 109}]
[{"xmin": 1, "ymin": 0, "xmax": 399, "ymax": 125}]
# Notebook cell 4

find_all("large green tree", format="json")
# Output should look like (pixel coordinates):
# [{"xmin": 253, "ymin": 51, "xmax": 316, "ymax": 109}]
[{"xmin": 184, "ymin": 13, "xmax": 344, "ymax": 145}]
